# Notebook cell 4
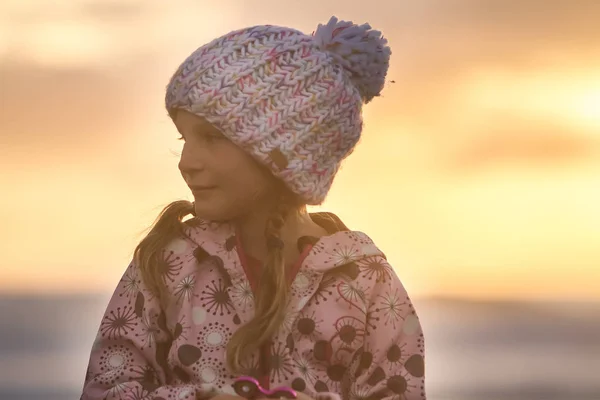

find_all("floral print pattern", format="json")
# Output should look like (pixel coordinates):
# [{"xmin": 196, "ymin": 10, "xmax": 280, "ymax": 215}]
[{"xmin": 81, "ymin": 214, "xmax": 426, "ymax": 400}]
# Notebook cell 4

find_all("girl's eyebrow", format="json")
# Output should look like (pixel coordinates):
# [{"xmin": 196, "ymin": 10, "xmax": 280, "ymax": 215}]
[
  {"xmin": 175, "ymin": 121, "xmax": 209, "ymax": 135},
  {"xmin": 192, "ymin": 122, "xmax": 211, "ymax": 131}
]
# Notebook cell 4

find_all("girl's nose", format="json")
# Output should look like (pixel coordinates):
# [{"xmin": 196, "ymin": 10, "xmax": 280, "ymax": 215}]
[{"xmin": 178, "ymin": 143, "xmax": 207, "ymax": 179}]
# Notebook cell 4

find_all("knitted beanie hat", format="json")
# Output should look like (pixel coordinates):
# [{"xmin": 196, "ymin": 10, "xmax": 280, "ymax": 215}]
[{"xmin": 165, "ymin": 16, "xmax": 391, "ymax": 205}]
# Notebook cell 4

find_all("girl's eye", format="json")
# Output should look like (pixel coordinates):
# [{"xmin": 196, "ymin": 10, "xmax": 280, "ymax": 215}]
[
  {"xmin": 177, "ymin": 131, "xmax": 223, "ymax": 143},
  {"xmin": 204, "ymin": 133, "xmax": 224, "ymax": 142}
]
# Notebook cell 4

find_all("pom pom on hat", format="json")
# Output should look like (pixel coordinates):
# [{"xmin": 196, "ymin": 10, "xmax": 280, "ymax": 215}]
[{"xmin": 313, "ymin": 16, "xmax": 391, "ymax": 103}]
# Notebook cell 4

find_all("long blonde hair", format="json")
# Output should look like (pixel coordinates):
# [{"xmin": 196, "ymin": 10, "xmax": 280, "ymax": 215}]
[{"xmin": 135, "ymin": 187, "xmax": 302, "ymax": 374}]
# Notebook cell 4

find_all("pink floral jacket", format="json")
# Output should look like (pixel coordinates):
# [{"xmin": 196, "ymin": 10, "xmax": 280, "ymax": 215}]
[{"xmin": 81, "ymin": 213, "xmax": 426, "ymax": 400}]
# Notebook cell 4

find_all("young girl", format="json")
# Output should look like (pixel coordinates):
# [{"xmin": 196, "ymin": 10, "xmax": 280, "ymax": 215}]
[{"xmin": 81, "ymin": 16, "xmax": 426, "ymax": 400}]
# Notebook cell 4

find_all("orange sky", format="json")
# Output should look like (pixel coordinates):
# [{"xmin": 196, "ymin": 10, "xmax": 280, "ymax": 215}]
[{"xmin": 1, "ymin": 0, "xmax": 599, "ymax": 300}]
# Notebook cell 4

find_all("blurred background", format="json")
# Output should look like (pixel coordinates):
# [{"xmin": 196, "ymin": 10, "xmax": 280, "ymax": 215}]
[{"xmin": 1, "ymin": 0, "xmax": 599, "ymax": 399}]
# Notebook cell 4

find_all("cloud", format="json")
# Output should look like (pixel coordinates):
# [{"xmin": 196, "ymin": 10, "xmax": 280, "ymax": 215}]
[
  {"xmin": 3, "ymin": 0, "xmax": 598, "ymax": 70},
  {"xmin": 0, "ymin": 60, "xmax": 168, "ymax": 164},
  {"xmin": 443, "ymin": 120, "xmax": 599, "ymax": 171},
  {"xmin": 77, "ymin": 0, "xmax": 153, "ymax": 20},
  {"xmin": 238, "ymin": 0, "xmax": 600, "ymax": 60},
  {"xmin": 0, "ymin": 0, "xmax": 245, "ymax": 68},
  {"xmin": 1, "ymin": 0, "xmax": 598, "ymax": 171}
]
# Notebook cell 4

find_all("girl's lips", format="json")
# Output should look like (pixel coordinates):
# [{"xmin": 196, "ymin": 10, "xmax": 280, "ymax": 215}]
[{"xmin": 191, "ymin": 186, "xmax": 217, "ymax": 195}]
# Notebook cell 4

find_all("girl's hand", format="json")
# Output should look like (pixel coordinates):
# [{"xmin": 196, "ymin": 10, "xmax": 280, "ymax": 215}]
[
  {"xmin": 294, "ymin": 393, "xmax": 315, "ymax": 400},
  {"xmin": 256, "ymin": 395, "xmax": 313, "ymax": 400},
  {"xmin": 295, "ymin": 393, "xmax": 341, "ymax": 400},
  {"xmin": 199, "ymin": 394, "xmax": 244, "ymax": 400}
]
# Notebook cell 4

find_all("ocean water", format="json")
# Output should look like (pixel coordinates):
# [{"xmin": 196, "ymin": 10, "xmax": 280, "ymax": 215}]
[{"xmin": 0, "ymin": 295, "xmax": 598, "ymax": 400}]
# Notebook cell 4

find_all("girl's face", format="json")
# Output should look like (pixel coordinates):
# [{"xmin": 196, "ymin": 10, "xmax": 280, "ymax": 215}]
[{"xmin": 174, "ymin": 110, "xmax": 276, "ymax": 221}]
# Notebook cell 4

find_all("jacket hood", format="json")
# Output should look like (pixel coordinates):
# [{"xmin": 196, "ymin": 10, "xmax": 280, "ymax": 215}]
[{"xmin": 183, "ymin": 212, "xmax": 386, "ymax": 276}]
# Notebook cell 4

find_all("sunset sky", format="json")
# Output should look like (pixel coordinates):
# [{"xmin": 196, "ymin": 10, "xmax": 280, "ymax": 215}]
[{"xmin": 1, "ymin": 0, "xmax": 599, "ymax": 301}]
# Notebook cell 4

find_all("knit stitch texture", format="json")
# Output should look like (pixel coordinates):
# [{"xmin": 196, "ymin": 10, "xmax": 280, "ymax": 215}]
[{"xmin": 166, "ymin": 16, "xmax": 391, "ymax": 204}]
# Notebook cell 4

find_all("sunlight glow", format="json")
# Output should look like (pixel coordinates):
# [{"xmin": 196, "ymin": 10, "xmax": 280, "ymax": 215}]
[
  {"xmin": 23, "ymin": 21, "xmax": 115, "ymax": 67},
  {"xmin": 461, "ymin": 70, "xmax": 600, "ymax": 133}
]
